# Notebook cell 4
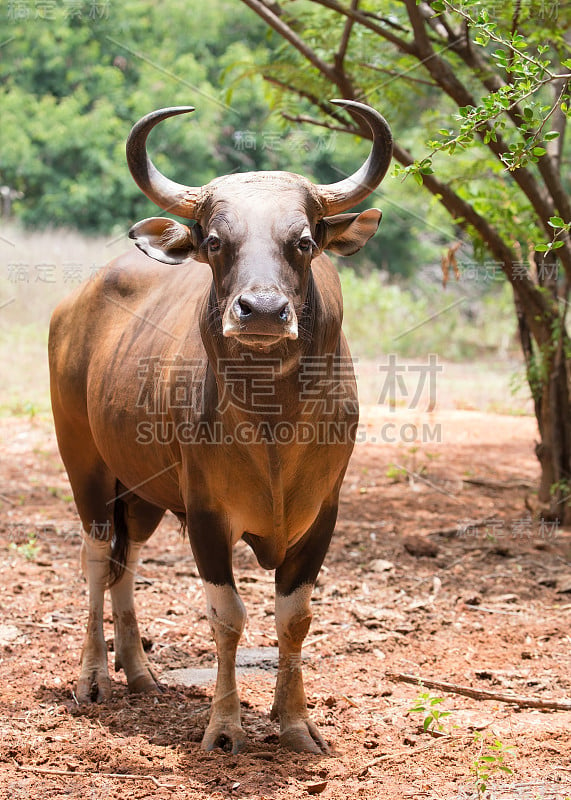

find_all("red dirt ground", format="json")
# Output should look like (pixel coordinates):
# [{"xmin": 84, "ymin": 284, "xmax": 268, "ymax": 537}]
[{"xmin": 1, "ymin": 408, "xmax": 570, "ymax": 800}]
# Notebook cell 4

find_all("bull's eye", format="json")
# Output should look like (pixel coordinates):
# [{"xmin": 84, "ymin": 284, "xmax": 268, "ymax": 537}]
[
  {"xmin": 207, "ymin": 235, "xmax": 221, "ymax": 253},
  {"xmin": 298, "ymin": 236, "xmax": 315, "ymax": 253}
]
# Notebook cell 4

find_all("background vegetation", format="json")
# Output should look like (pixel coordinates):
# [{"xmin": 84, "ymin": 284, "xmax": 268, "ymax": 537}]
[{"xmin": 0, "ymin": 1, "xmax": 547, "ymax": 420}]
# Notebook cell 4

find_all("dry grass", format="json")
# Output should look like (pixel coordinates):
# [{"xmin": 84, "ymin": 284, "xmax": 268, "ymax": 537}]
[{"xmin": 0, "ymin": 225, "xmax": 128, "ymax": 414}]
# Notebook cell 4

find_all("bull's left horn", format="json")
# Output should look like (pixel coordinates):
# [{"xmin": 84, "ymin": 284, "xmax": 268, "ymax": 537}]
[
  {"xmin": 315, "ymin": 99, "xmax": 393, "ymax": 215},
  {"xmin": 126, "ymin": 106, "xmax": 203, "ymax": 219}
]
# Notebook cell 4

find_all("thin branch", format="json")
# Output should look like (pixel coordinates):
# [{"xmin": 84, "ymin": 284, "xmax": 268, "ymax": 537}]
[
  {"xmin": 361, "ymin": 61, "xmax": 439, "ymax": 88},
  {"xmin": 430, "ymin": 6, "xmax": 460, "ymax": 42},
  {"xmin": 15, "ymin": 764, "xmax": 175, "ymax": 788},
  {"xmin": 281, "ymin": 113, "xmax": 358, "ymax": 136},
  {"xmin": 335, "ymin": 0, "xmax": 359, "ymax": 71},
  {"xmin": 308, "ymin": 0, "xmax": 418, "ymax": 56},
  {"xmin": 263, "ymin": 75, "xmax": 338, "ymax": 118},
  {"xmin": 360, "ymin": 11, "xmax": 410, "ymax": 36},
  {"xmin": 239, "ymin": 0, "xmax": 338, "ymax": 83},
  {"xmin": 386, "ymin": 672, "xmax": 571, "ymax": 711}
]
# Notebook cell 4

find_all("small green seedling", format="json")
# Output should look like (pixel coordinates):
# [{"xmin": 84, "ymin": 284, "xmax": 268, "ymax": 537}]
[
  {"xmin": 472, "ymin": 732, "xmax": 514, "ymax": 798},
  {"xmin": 9, "ymin": 530, "xmax": 40, "ymax": 561},
  {"xmin": 409, "ymin": 690, "xmax": 451, "ymax": 733},
  {"xmin": 386, "ymin": 464, "xmax": 407, "ymax": 482}
]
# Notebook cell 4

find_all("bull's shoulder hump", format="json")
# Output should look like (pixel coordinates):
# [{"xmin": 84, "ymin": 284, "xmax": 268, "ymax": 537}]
[
  {"xmin": 50, "ymin": 250, "xmax": 210, "ymax": 350},
  {"xmin": 97, "ymin": 250, "xmax": 209, "ymax": 299}
]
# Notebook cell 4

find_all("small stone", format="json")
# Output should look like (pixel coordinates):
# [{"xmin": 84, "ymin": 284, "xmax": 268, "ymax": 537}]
[
  {"xmin": 370, "ymin": 559, "xmax": 395, "ymax": 572},
  {"xmin": 490, "ymin": 593, "xmax": 519, "ymax": 604},
  {"xmin": 306, "ymin": 781, "xmax": 328, "ymax": 795},
  {"xmin": 0, "ymin": 624, "xmax": 23, "ymax": 646},
  {"xmin": 556, "ymin": 577, "xmax": 571, "ymax": 594}
]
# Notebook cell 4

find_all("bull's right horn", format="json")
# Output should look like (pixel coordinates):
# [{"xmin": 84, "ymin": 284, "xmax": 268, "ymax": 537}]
[{"xmin": 126, "ymin": 106, "xmax": 203, "ymax": 220}]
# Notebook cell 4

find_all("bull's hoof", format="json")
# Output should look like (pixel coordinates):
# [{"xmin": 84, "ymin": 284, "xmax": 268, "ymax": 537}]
[
  {"xmin": 201, "ymin": 720, "xmax": 248, "ymax": 754},
  {"xmin": 76, "ymin": 670, "xmax": 112, "ymax": 703},
  {"xmin": 280, "ymin": 720, "xmax": 329, "ymax": 754},
  {"xmin": 127, "ymin": 667, "xmax": 163, "ymax": 695}
]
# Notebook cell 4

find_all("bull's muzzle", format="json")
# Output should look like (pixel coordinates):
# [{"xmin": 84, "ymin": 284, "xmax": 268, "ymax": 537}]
[{"xmin": 223, "ymin": 289, "xmax": 298, "ymax": 345}]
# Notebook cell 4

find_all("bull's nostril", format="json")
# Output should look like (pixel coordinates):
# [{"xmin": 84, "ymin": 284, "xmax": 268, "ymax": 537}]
[
  {"xmin": 235, "ymin": 292, "xmax": 290, "ymax": 326},
  {"xmin": 237, "ymin": 297, "xmax": 253, "ymax": 317}
]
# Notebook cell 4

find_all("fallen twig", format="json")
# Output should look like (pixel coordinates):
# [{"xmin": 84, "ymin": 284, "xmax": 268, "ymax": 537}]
[
  {"xmin": 15, "ymin": 764, "xmax": 175, "ymax": 788},
  {"xmin": 385, "ymin": 672, "xmax": 571, "ymax": 711},
  {"xmin": 0, "ymin": 492, "xmax": 16, "ymax": 506},
  {"xmin": 464, "ymin": 604, "xmax": 522, "ymax": 615},
  {"xmin": 304, "ymin": 632, "xmax": 331, "ymax": 648},
  {"xmin": 361, "ymin": 734, "xmax": 451, "ymax": 770},
  {"xmin": 430, "ymin": 516, "xmax": 497, "ymax": 538},
  {"xmin": 463, "ymin": 478, "xmax": 533, "ymax": 490}
]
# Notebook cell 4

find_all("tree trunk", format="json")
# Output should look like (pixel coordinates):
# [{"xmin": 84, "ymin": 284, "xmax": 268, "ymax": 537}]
[{"xmin": 524, "ymin": 252, "xmax": 571, "ymax": 523}]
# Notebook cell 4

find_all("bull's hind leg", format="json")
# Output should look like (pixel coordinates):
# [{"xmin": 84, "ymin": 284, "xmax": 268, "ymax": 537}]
[
  {"xmin": 110, "ymin": 494, "xmax": 165, "ymax": 693},
  {"xmin": 272, "ymin": 502, "xmax": 339, "ymax": 753},
  {"xmin": 187, "ymin": 510, "xmax": 247, "ymax": 754}
]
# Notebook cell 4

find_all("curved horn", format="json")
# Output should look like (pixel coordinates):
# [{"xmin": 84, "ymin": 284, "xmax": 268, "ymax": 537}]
[
  {"xmin": 315, "ymin": 99, "xmax": 393, "ymax": 215},
  {"xmin": 126, "ymin": 106, "xmax": 202, "ymax": 219}
]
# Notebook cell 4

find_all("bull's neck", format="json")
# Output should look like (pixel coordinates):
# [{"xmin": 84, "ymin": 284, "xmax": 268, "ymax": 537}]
[{"xmin": 197, "ymin": 279, "xmax": 343, "ymax": 566}]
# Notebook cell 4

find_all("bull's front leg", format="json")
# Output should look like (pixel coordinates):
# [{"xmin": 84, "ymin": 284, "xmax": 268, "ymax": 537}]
[
  {"xmin": 188, "ymin": 510, "xmax": 247, "ymax": 754},
  {"xmin": 78, "ymin": 532, "xmax": 113, "ymax": 702},
  {"xmin": 272, "ymin": 503, "xmax": 338, "ymax": 754}
]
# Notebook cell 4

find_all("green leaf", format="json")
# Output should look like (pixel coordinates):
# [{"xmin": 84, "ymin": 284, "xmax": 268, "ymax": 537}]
[
  {"xmin": 548, "ymin": 216, "xmax": 565, "ymax": 228},
  {"xmin": 532, "ymin": 147, "xmax": 547, "ymax": 156}
]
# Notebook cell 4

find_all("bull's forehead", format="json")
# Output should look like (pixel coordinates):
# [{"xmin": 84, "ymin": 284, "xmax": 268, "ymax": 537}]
[{"xmin": 198, "ymin": 172, "xmax": 324, "ymax": 225}]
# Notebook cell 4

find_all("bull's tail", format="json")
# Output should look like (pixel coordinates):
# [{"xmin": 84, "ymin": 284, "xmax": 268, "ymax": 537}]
[{"xmin": 109, "ymin": 480, "xmax": 129, "ymax": 586}]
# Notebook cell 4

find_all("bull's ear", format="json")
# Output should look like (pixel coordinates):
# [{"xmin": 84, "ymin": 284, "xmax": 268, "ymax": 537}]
[
  {"xmin": 316, "ymin": 208, "xmax": 382, "ymax": 256},
  {"xmin": 128, "ymin": 217, "xmax": 204, "ymax": 265}
]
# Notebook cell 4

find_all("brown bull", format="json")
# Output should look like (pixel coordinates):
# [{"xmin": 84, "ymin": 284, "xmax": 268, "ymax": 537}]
[{"xmin": 48, "ymin": 100, "xmax": 392, "ymax": 754}]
